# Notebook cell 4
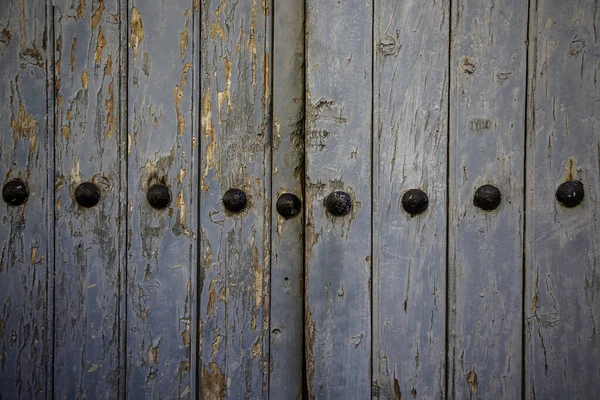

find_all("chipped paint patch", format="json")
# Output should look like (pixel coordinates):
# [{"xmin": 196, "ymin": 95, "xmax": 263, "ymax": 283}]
[{"xmin": 130, "ymin": 8, "xmax": 144, "ymax": 59}]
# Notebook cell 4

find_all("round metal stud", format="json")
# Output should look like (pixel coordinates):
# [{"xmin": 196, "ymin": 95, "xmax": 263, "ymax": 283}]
[
  {"xmin": 75, "ymin": 182, "xmax": 101, "ymax": 208},
  {"xmin": 555, "ymin": 180, "xmax": 584, "ymax": 208},
  {"xmin": 2, "ymin": 179, "xmax": 29, "ymax": 206},
  {"xmin": 401, "ymin": 189, "xmax": 429, "ymax": 216},
  {"xmin": 324, "ymin": 191, "xmax": 352, "ymax": 217},
  {"xmin": 473, "ymin": 184, "xmax": 502, "ymax": 211},
  {"xmin": 147, "ymin": 184, "xmax": 171, "ymax": 210},
  {"xmin": 223, "ymin": 188, "xmax": 247, "ymax": 213},
  {"xmin": 276, "ymin": 193, "xmax": 302, "ymax": 220}
]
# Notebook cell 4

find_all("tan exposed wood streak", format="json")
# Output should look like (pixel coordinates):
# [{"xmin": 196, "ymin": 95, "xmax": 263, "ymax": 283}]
[
  {"xmin": 130, "ymin": 8, "xmax": 143, "ymax": 60},
  {"xmin": 94, "ymin": 27, "xmax": 106, "ymax": 64},
  {"xmin": 105, "ymin": 78, "xmax": 114, "ymax": 138},
  {"xmin": 91, "ymin": 0, "xmax": 104, "ymax": 29},
  {"xmin": 180, "ymin": 10, "xmax": 189, "ymax": 61}
]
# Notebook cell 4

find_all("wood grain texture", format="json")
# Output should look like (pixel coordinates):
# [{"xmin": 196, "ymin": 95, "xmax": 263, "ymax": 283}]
[
  {"xmin": 126, "ymin": 1, "xmax": 197, "ymax": 397},
  {"xmin": 304, "ymin": 0, "xmax": 372, "ymax": 398},
  {"xmin": 448, "ymin": 0, "xmax": 527, "ymax": 398},
  {"xmin": 270, "ymin": 0, "xmax": 305, "ymax": 398},
  {"xmin": 372, "ymin": 1, "xmax": 449, "ymax": 398},
  {"xmin": 0, "ymin": 1, "xmax": 49, "ymax": 398},
  {"xmin": 198, "ymin": 0, "xmax": 272, "ymax": 398},
  {"xmin": 525, "ymin": 0, "xmax": 600, "ymax": 398},
  {"xmin": 53, "ymin": 0, "xmax": 123, "ymax": 397}
]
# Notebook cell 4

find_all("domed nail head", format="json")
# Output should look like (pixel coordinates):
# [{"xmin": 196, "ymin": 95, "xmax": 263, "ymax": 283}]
[
  {"xmin": 276, "ymin": 193, "xmax": 302, "ymax": 220},
  {"xmin": 473, "ymin": 184, "xmax": 501, "ymax": 211},
  {"xmin": 325, "ymin": 191, "xmax": 352, "ymax": 217},
  {"xmin": 2, "ymin": 179, "xmax": 29, "ymax": 206},
  {"xmin": 223, "ymin": 188, "xmax": 248, "ymax": 213},
  {"xmin": 75, "ymin": 182, "xmax": 101, "ymax": 208},
  {"xmin": 402, "ymin": 189, "xmax": 429, "ymax": 215},
  {"xmin": 555, "ymin": 180, "xmax": 584, "ymax": 208},
  {"xmin": 147, "ymin": 184, "xmax": 171, "ymax": 210}
]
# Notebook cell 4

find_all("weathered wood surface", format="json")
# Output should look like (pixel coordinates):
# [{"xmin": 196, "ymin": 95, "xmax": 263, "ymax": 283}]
[
  {"xmin": 270, "ymin": 0, "xmax": 305, "ymax": 398},
  {"xmin": 0, "ymin": 1, "xmax": 49, "ymax": 398},
  {"xmin": 372, "ymin": 0, "xmax": 449, "ymax": 398},
  {"xmin": 126, "ymin": 1, "xmax": 197, "ymax": 397},
  {"xmin": 525, "ymin": 0, "xmax": 600, "ymax": 398},
  {"xmin": 448, "ymin": 0, "xmax": 527, "ymax": 398},
  {"xmin": 199, "ymin": 0, "xmax": 272, "ymax": 398},
  {"xmin": 53, "ymin": 0, "xmax": 124, "ymax": 398},
  {"xmin": 304, "ymin": 0, "xmax": 373, "ymax": 398}
]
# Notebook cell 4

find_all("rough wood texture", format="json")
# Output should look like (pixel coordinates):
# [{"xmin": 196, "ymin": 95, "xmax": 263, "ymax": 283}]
[
  {"xmin": 304, "ymin": 0, "xmax": 372, "ymax": 398},
  {"xmin": 198, "ymin": 0, "xmax": 271, "ymax": 398},
  {"xmin": 53, "ymin": 0, "xmax": 123, "ymax": 397},
  {"xmin": 525, "ymin": 0, "xmax": 600, "ymax": 398},
  {"xmin": 126, "ymin": 1, "xmax": 197, "ymax": 397},
  {"xmin": 270, "ymin": 0, "xmax": 305, "ymax": 398},
  {"xmin": 448, "ymin": 0, "xmax": 527, "ymax": 398},
  {"xmin": 0, "ymin": 1, "xmax": 49, "ymax": 398},
  {"xmin": 372, "ymin": 1, "xmax": 449, "ymax": 398}
]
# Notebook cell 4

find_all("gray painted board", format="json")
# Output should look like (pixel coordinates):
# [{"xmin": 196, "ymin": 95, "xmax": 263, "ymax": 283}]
[
  {"xmin": 525, "ymin": 0, "xmax": 600, "ymax": 398},
  {"xmin": 304, "ymin": 0, "xmax": 373, "ymax": 398},
  {"xmin": 53, "ymin": 0, "xmax": 124, "ymax": 398},
  {"xmin": 0, "ymin": 1, "xmax": 49, "ymax": 398},
  {"xmin": 270, "ymin": 0, "xmax": 305, "ymax": 398},
  {"xmin": 372, "ymin": 1, "xmax": 449, "ymax": 399},
  {"xmin": 126, "ymin": 1, "xmax": 197, "ymax": 397},
  {"xmin": 448, "ymin": 0, "xmax": 527, "ymax": 398},
  {"xmin": 199, "ymin": 0, "xmax": 272, "ymax": 398}
]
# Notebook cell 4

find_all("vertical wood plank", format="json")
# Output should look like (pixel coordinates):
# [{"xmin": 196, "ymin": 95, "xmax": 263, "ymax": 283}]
[
  {"xmin": 270, "ymin": 0, "xmax": 305, "ymax": 397},
  {"xmin": 0, "ymin": 1, "xmax": 49, "ymax": 398},
  {"xmin": 304, "ymin": 0, "xmax": 372, "ymax": 398},
  {"xmin": 448, "ymin": 0, "xmax": 527, "ymax": 398},
  {"xmin": 372, "ymin": 0, "xmax": 449, "ymax": 398},
  {"xmin": 52, "ymin": 0, "xmax": 123, "ymax": 397},
  {"xmin": 525, "ymin": 0, "xmax": 600, "ymax": 398},
  {"xmin": 126, "ymin": 0, "xmax": 197, "ymax": 397},
  {"xmin": 199, "ymin": 0, "xmax": 272, "ymax": 398}
]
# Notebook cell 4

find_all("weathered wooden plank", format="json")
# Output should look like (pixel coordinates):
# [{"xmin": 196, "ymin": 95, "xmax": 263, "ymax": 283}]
[
  {"xmin": 304, "ymin": 0, "xmax": 372, "ymax": 398},
  {"xmin": 448, "ymin": 0, "xmax": 527, "ymax": 398},
  {"xmin": 199, "ymin": 0, "xmax": 272, "ymax": 398},
  {"xmin": 0, "ymin": 1, "xmax": 49, "ymax": 398},
  {"xmin": 525, "ymin": 1, "xmax": 600, "ymax": 398},
  {"xmin": 270, "ymin": 0, "xmax": 305, "ymax": 397},
  {"xmin": 372, "ymin": 1, "xmax": 449, "ymax": 398},
  {"xmin": 52, "ymin": 0, "xmax": 123, "ymax": 397},
  {"xmin": 126, "ymin": 1, "xmax": 197, "ymax": 397}
]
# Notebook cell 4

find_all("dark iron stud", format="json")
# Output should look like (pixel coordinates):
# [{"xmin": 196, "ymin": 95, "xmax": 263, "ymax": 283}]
[
  {"xmin": 401, "ymin": 189, "xmax": 429, "ymax": 215},
  {"xmin": 555, "ymin": 180, "xmax": 584, "ymax": 208},
  {"xmin": 223, "ymin": 188, "xmax": 247, "ymax": 213},
  {"xmin": 473, "ymin": 184, "xmax": 501, "ymax": 211},
  {"xmin": 324, "ymin": 191, "xmax": 352, "ymax": 217},
  {"xmin": 147, "ymin": 184, "xmax": 171, "ymax": 210},
  {"xmin": 276, "ymin": 193, "xmax": 302, "ymax": 220},
  {"xmin": 2, "ymin": 179, "xmax": 29, "ymax": 206},
  {"xmin": 75, "ymin": 182, "xmax": 101, "ymax": 208}
]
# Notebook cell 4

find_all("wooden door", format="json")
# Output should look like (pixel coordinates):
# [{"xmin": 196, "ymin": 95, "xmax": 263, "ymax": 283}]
[{"xmin": 1, "ymin": 0, "xmax": 598, "ymax": 399}]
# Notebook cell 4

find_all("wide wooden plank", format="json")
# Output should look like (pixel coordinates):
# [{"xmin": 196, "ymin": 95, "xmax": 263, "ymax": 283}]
[
  {"xmin": 126, "ymin": 1, "xmax": 197, "ymax": 397},
  {"xmin": 270, "ymin": 0, "xmax": 305, "ymax": 397},
  {"xmin": 525, "ymin": 0, "xmax": 600, "ymax": 398},
  {"xmin": 52, "ymin": 0, "xmax": 124, "ymax": 397},
  {"xmin": 448, "ymin": 0, "xmax": 527, "ymax": 398},
  {"xmin": 0, "ymin": 1, "xmax": 49, "ymax": 398},
  {"xmin": 372, "ymin": 0, "xmax": 449, "ymax": 398},
  {"xmin": 198, "ymin": 1, "xmax": 272, "ymax": 398},
  {"xmin": 304, "ymin": 0, "xmax": 372, "ymax": 398}
]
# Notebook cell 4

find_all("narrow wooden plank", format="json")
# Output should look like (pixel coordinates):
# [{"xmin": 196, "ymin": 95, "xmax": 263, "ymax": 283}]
[
  {"xmin": 52, "ymin": 0, "xmax": 123, "ymax": 397},
  {"xmin": 270, "ymin": 0, "xmax": 305, "ymax": 397},
  {"xmin": 126, "ymin": 0, "xmax": 197, "ymax": 397},
  {"xmin": 448, "ymin": 0, "xmax": 527, "ymax": 398},
  {"xmin": 199, "ymin": 0, "xmax": 272, "ymax": 397},
  {"xmin": 0, "ymin": 1, "xmax": 49, "ymax": 398},
  {"xmin": 372, "ymin": 0, "xmax": 449, "ymax": 398},
  {"xmin": 525, "ymin": 1, "xmax": 600, "ymax": 398},
  {"xmin": 304, "ymin": 0, "xmax": 372, "ymax": 398}
]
